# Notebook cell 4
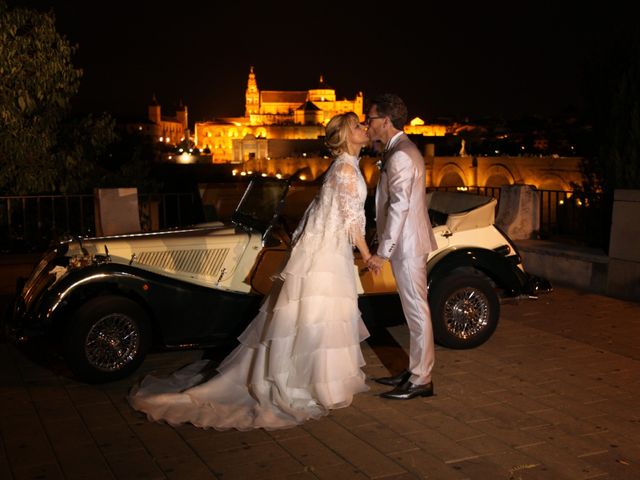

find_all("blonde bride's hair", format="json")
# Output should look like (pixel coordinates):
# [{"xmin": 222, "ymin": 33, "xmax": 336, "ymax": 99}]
[{"xmin": 324, "ymin": 112, "xmax": 359, "ymax": 156}]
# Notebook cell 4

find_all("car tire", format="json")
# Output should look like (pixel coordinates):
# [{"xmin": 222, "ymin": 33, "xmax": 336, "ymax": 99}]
[
  {"xmin": 64, "ymin": 295, "xmax": 151, "ymax": 383},
  {"xmin": 430, "ymin": 272, "xmax": 499, "ymax": 349}
]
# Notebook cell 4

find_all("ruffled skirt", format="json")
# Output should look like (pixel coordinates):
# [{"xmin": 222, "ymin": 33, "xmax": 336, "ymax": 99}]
[{"xmin": 128, "ymin": 234, "xmax": 369, "ymax": 430}]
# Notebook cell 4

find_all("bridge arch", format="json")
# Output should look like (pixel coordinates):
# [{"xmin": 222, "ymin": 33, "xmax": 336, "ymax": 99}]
[
  {"xmin": 436, "ymin": 163, "xmax": 467, "ymax": 187},
  {"xmin": 538, "ymin": 174, "xmax": 571, "ymax": 191},
  {"xmin": 483, "ymin": 163, "xmax": 515, "ymax": 187}
]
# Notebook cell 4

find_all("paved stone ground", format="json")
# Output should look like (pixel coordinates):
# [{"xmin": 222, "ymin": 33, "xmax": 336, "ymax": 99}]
[{"xmin": 1, "ymin": 284, "xmax": 640, "ymax": 479}]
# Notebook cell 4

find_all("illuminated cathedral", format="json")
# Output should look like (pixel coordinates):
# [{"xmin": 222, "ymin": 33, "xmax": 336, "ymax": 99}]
[
  {"xmin": 134, "ymin": 67, "xmax": 445, "ymax": 165},
  {"xmin": 194, "ymin": 67, "xmax": 365, "ymax": 163}
]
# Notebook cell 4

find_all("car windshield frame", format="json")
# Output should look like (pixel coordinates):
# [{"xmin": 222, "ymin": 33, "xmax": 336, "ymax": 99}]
[{"xmin": 231, "ymin": 176, "xmax": 291, "ymax": 234}]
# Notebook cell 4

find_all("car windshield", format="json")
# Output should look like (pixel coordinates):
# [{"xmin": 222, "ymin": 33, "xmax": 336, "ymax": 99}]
[{"xmin": 232, "ymin": 177, "xmax": 290, "ymax": 233}]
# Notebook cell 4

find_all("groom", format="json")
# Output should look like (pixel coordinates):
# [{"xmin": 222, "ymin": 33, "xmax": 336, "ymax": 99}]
[{"xmin": 366, "ymin": 94, "xmax": 438, "ymax": 400}]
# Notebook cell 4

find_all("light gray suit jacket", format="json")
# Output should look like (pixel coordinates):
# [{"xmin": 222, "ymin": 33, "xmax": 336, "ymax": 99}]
[{"xmin": 375, "ymin": 133, "xmax": 437, "ymax": 260}]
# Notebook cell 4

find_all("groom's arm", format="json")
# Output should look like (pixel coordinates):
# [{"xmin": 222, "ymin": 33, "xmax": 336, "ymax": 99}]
[{"xmin": 376, "ymin": 151, "xmax": 413, "ymax": 260}]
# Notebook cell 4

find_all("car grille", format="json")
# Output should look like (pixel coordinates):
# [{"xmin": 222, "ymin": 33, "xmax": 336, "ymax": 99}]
[{"xmin": 136, "ymin": 249, "xmax": 230, "ymax": 277}]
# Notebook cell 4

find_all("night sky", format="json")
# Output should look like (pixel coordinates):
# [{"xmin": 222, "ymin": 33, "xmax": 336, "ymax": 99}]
[{"xmin": 7, "ymin": 1, "xmax": 621, "ymax": 124}]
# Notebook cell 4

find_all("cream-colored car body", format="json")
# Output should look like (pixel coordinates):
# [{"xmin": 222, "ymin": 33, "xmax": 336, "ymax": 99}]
[{"xmin": 59, "ymin": 191, "xmax": 514, "ymax": 299}]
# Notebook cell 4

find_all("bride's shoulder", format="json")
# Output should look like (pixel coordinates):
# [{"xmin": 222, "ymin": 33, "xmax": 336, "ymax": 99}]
[{"xmin": 330, "ymin": 155, "xmax": 358, "ymax": 175}]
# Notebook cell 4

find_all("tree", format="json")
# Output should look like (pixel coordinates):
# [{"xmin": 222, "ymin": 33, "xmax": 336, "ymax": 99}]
[
  {"xmin": 576, "ymin": 18, "xmax": 640, "ymax": 250},
  {"xmin": 0, "ymin": 2, "xmax": 112, "ymax": 194},
  {"xmin": 582, "ymin": 24, "xmax": 640, "ymax": 192},
  {"xmin": 97, "ymin": 129, "xmax": 163, "ymax": 194},
  {"xmin": 53, "ymin": 113, "xmax": 118, "ymax": 193}
]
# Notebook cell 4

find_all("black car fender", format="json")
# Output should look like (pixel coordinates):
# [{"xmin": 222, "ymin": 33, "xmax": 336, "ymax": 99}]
[
  {"xmin": 33, "ymin": 264, "xmax": 157, "ymax": 330},
  {"xmin": 427, "ymin": 247, "xmax": 529, "ymax": 296},
  {"xmin": 34, "ymin": 263, "xmax": 261, "ymax": 347}
]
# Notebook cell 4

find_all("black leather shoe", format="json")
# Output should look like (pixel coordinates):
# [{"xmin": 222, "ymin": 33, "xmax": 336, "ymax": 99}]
[
  {"xmin": 380, "ymin": 380, "xmax": 434, "ymax": 400},
  {"xmin": 373, "ymin": 369, "xmax": 411, "ymax": 386}
]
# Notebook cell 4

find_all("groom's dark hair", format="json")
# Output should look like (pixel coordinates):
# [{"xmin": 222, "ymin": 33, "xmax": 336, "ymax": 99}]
[{"xmin": 369, "ymin": 94, "xmax": 408, "ymax": 130}]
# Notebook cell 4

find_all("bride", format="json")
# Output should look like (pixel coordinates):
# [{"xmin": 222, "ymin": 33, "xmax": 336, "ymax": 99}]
[{"xmin": 128, "ymin": 112, "xmax": 374, "ymax": 430}]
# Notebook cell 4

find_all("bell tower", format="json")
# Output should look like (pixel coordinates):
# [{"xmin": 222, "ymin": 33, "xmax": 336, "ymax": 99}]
[
  {"xmin": 148, "ymin": 94, "xmax": 161, "ymax": 124},
  {"xmin": 245, "ymin": 66, "xmax": 260, "ymax": 117}
]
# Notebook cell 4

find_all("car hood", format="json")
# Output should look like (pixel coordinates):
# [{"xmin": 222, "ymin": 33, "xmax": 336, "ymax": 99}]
[{"xmin": 61, "ymin": 223, "xmax": 260, "ymax": 287}]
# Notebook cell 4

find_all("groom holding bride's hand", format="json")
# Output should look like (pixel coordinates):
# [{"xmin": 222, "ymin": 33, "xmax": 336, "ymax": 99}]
[{"xmin": 365, "ymin": 94, "xmax": 438, "ymax": 400}]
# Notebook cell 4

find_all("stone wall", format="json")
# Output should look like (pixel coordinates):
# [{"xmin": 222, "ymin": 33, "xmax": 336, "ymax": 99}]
[
  {"xmin": 513, "ymin": 189, "xmax": 640, "ymax": 302},
  {"xmin": 607, "ymin": 190, "xmax": 640, "ymax": 300}
]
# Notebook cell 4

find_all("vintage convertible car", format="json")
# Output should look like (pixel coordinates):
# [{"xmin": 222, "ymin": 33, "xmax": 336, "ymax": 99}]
[{"xmin": 8, "ymin": 176, "xmax": 551, "ymax": 383}]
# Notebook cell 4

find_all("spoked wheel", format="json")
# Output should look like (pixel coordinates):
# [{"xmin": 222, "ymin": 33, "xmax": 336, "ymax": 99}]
[
  {"xmin": 430, "ymin": 272, "xmax": 499, "ymax": 349},
  {"xmin": 64, "ymin": 295, "xmax": 151, "ymax": 383}
]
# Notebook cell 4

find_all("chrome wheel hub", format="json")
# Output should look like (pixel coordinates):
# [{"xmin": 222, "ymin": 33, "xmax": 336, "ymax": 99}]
[
  {"xmin": 443, "ymin": 287, "xmax": 490, "ymax": 340},
  {"xmin": 85, "ymin": 314, "xmax": 139, "ymax": 372}
]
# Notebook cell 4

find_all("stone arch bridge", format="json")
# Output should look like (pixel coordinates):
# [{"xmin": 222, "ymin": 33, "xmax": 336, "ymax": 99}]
[
  {"xmin": 243, "ymin": 154, "xmax": 584, "ymax": 191},
  {"xmin": 425, "ymin": 155, "xmax": 583, "ymax": 190}
]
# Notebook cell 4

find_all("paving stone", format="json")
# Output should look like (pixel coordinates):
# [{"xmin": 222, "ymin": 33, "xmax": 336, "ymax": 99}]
[
  {"xmin": 434, "ymin": 380, "xmax": 503, "ymax": 409},
  {"xmin": 90, "ymin": 423, "xmax": 145, "ymax": 456},
  {"xmin": 456, "ymin": 433, "xmax": 512, "ymax": 456},
  {"xmin": 65, "ymin": 384, "xmax": 112, "ymax": 407},
  {"xmin": 32, "ymin": 397, "xmax": 78, "ymax": 421},
  {"xmin": 196, "ymin": 440, "xmax": 291, "ymax": 466},
  {"xmin": 0, "ymin": 387, "xmax": 35, "ymax": 417},
  {"xmin": 351, "ymin": 422, "xmax": 417, "ymax": 454},
  {"xmin": 585, "ymin": 414, "xmax": 640, "ymax": 443},
  {"xmin": 284, "ymin": 470, "xmax": 321, "ymax": 479},
  {"xmin": 387, "ymin": 448, "xmax": 468, "ymax": 479},
  {"xmin": 579, "ymin": 450, "xmax": 640, "ymax": 480},
  {"xmin": 329, "ymin": 405, "xmax": 376, "ymax": 428},
  {"xmin": 0, "ymin": 436, "xmax": 12, "ymax": 480},
  {"xmin": 201, "ymin": 443, "xmax": 303, "ymax": 479},
  {"xmin": 588, "ymin": 388, "xmax": 638, "ymax": 412},
  {"xmin": 42, "ymin": 416, "xmax": 94, "ymax": 450},
  {"xmin": 384, "ymin": 394, "xmax": 440, "ymax": 418},
  {"xmin": 414, "ymin": 411, "xmax": 483, "ymax": 441},
  {"xmin": 525, "ymin": 407, "xmax": 604, "ymax": 436},
  {"xmin": 12, "ymin": 462, "xmax": 65, "ymax": 480},
  {"xmin": 477, "ymin": 402, "xmax": 550, "ymax": 430},
  {"xmin": 535, "ymin": 394, "xmax": 608, "ymax": 421},
  {"xmin": 76, "ymin": 400, "xmax": 127, "ymax": 429},
  {"xmin": 525, "ymin": 426, "xmax": 612, "ymax": 458},
  {"xmin": 156, "ymin": 454, "xmax": 218, "ymax": 479},
  {"xmin": 55, "ymin": 444, "xmax": 113, "ymax": 479},
  {"xmin": 303, "ymin": 418, "xmax": 407, "ymax": 478},
  {"xmin": 105, "ymin": 448, "xmax": 165, "ymax": 480},
  {"xmin": 1, "ymin": 284, "xmax": 639, "ymax": 479},
  {"xmin": 404, "ymin": 428, "xmax": 478, "ymax": 464},
  {"xmin": 483, "ymin": 389, "xmax": 553, "ymax": 415},
  {"xmin": 185, "ymin": 427, "xmax": 273, "ymax": 454},
  {"xmin": 468, "ymin": 418, "xmax": 545, "ymax": 449},
  {"xmin": 130, "ymin": 420, "xmax": 197, "ymax": 460},
  {"xmin": 1, "ymin": 414, "xmax": 57, "ymax": 467},
  {"xmin": 449, "ymin": 455, "xmax": 547, "ymax": 480},
  {"xmin": 582, "ymin": 431, "xmax": 640, "ymax": 468},
  {"xmin": 278, "ymin": 433, "xmax": 345, "ymax": 469},
  {"xmin": 351, "ymin": 391, "xmax": 389, "ymax": 411},
  {"xmin": 481, "ymin": 449, "xmax": 545, "ymax": 479},
  {"xmin": 309, "ymin": 462, "xmax": 370, "ymax": 480},
  {"xmin": 429, "ymin": 396, "xmax": 492, "ymax": 424},
  {"xmin": 374, "ymin": 473, "xmax": 421, "ymax": 480},
  {"xmin": 266, "ymin": 426, "xmax": 310, "ymax": 441},
  {"xmin": 365, "ymin": 407, "xmax": 430, "ymax": 435},
  {"xmin": 516, "ymin": 441, "xmax": 608, "ymax": 479}
]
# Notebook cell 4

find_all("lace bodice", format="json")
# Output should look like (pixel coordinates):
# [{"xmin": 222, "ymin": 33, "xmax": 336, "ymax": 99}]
[{"xmin": 292, "ymin": 153, "xmax": 367, "ymax": 247}]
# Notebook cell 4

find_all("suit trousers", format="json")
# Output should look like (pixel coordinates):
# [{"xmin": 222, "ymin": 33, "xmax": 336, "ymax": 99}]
[{"xmin": 390, "ymin": 254, "xmax": 434, "ymax": 385}]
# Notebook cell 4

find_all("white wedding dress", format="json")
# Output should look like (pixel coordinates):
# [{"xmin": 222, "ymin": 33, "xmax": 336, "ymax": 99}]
[{"xmin": 128, "ymin": 153, "xmax": 370, "ymax": 430}]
